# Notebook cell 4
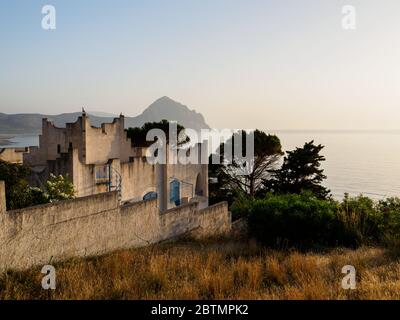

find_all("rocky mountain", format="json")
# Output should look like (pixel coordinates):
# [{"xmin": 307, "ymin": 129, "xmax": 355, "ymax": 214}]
[
  {"xmin": 126, "ymin": 97, "xmax": 209, "ymax": 131},
  {"xmin": 0, "ymin": 97, "xmax": 210, "ymax": 134}
]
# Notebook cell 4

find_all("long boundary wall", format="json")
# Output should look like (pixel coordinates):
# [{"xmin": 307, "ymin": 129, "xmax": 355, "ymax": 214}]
[{"xmin": 0, "ymin": 183, "xmax": 230, "ymax": 271}]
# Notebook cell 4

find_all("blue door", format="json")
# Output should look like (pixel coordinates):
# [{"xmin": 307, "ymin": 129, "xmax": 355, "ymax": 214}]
[{"xmin": 170, "ymin": 179, "xmax": 181, "ymax": 206}]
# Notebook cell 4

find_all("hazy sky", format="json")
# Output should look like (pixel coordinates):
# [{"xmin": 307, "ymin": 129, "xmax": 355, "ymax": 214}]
[{"xmin": 0, "ymin": 0, "xmax": 399, "ymax": 130}]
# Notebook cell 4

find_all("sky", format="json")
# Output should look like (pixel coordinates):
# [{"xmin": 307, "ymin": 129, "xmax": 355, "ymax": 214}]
[{"xmin": 0, "ymin": 0, "xmax": 399, "ymax": 130}]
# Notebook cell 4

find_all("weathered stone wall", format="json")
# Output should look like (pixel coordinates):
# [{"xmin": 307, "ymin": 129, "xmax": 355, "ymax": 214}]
[
  {"xmin": 165, "ymin": 162, "xmax": 209, "ymax": 210},
  {"xmin": 160, "ymin": 202, "xmax": 199, "ymax": 240},
  {"xmin": 0, "ymin": 182, "xmax": 230, "ymax": 271},
  {"xmin": 0, "ymin": 148, "xmax": 28, "ymax": 164},
  {"xmin": 84, "ymin": 116, "xmax": 133, "ymax": 165},
  {"xmin": 194, "ymin": 202, "xmax": 231, "ymax": 237},
  {"xmin": 120, "ymin": 159, "xmax": 157, "ymax": 202},
  {"xmin": 23, "ymin": 114, "xmax": 209, "ymax": 208},
  {"xmin": 24, "ymin": 117, "xmax": 85, "ymax": 166}
]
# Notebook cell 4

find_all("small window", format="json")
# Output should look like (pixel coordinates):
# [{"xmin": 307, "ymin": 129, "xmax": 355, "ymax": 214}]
[
  {"xmin": 143, "ymin": 192, "xmax": 157, "ymax": 201},
  {"xmin": 95, "ymin": 165, "xmax": 110, "ymax": 184},
  {"xmin": 57, "ymin": 144, "xmax": 61, "ymax": 153},
  {"xmin": 170, "ymin": 179, "xmax": 181, "ymax": 206},
  {"xmin": 195, "ymin": 174, "xmax": 204, "ymax": 196}
]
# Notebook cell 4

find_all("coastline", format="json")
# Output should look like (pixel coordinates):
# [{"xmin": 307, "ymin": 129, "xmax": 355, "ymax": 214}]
[{"xmin": 0, "ymin": 135, "xmax": 14, "ymax": 146}]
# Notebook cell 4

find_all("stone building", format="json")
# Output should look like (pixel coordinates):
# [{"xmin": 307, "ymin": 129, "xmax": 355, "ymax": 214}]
[
  {"xmin": 23, "ymin": 112, "xmax": 208, "ymax": 211},
  {"xmin": 0, "ymin": 147, "xmax": 29, "ymax": 164}
]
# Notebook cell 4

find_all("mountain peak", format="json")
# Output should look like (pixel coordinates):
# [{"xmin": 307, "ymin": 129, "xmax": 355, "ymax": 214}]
[
  {"xmin": 156, "ymin": 96, "xmax": 175, "ymax": 103},
  {"xmin": 129, "ymin": 97, "xmax": 209, "ymax": 131},
  {"xmin": 0, "ymin": 98, "xmax": 210, "ymax": 134},
  {"xmin": 150, "ymin": 96, "xmax": 184, "ymax": 108}
]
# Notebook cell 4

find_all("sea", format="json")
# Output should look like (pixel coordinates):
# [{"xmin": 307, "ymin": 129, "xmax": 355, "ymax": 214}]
[{"xmin": 1, "ymin": 131, "xmax": 400, "ymax": 200}]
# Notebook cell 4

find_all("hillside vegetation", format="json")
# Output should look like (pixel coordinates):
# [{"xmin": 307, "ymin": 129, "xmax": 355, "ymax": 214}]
[
  {"xmin": 1, "ymin": 238, "xmax": 400, "ymax": 300},
  {"xmin": 232, "ymin": 193, "xmax": 400, "ymax": 249}
]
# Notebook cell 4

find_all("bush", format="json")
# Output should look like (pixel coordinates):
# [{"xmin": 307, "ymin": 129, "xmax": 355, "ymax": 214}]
[
  {"xmin": 45, "ymin": 174, "xmax": 75, "ymax": 202},
  {"xmin": 336, "ymin": 194, "xmax": 381, "ymax": 247},
  {"xmin": 27, "ymin": 187, "xmax": 50, "ymax": 206},
  {"xmin": 0, "ymin": 159, "xmax": 75, "ymax": 210},
  {"xmin": 376, "ymin": 197, "xmax": 400, "ymax": 246},
  {"xmin": 237, "ymin": 193, "xmax": 340, "ymax": 248},
  {"xmin": 230, "ymin": 193, "xmax": 256, "ymax": 221},
  {"xmin": 0, "ymin": 160, "xmax": 34, "ymax": 210},
  {"xmin": 232, "ymin": 192, "xmax": 400, "ymax": 249}
]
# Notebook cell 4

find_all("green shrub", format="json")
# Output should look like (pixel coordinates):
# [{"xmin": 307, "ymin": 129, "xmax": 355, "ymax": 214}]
[
  {"xmin": 235, "ymin": 193, "xmax": 339, "ymax": 248},
  {"xmin": 230, "ymin": 193, "xmax": 255, "ymax": 221},
  {"xmin": 0, "ymin": 160, "xmax": 32, "ymax": 210},
  {"xmin": 45, "ymin": 174, "xmax": 75, "ymax": 202},
  {"xmin": 376, "ymin": 197, "xmax": 400, "ymax": 246},
  {"xmin": 0, "ymin": 160, "xmax": 75, "ymax": 210},
  {"xmin": 232, "ymin": 192, "xmax": 400, "ymax": 249},
  {"xmin": 336, "ymin": 194, "xmax": 381, "ymax": 247}
]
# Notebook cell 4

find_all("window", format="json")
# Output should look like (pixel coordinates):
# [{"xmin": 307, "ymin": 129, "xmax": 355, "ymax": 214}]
[
  {"xmin": 195, "ymin": 174, "xmax": 204, "ymax": 196},
  {"xmin": 95, "ymin": 165, "xmax": 110, "ymax": 184},
  {"xmin": 143, "ymin": 192, "xmax": 157, "ymax": 201},
  {"xmin": 170, "ymin": 179, "xmax": 181, "ymax": 206}
]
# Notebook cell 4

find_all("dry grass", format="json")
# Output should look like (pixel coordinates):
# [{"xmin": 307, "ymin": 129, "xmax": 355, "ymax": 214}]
[{"xmin": 1, "ymin": 237, "xmax": 400, "ymax": 300}]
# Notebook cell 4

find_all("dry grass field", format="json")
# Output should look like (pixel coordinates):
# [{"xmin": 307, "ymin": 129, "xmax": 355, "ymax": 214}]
[{"xmin": 1, "ymin": 237, "xmax": 400, "ymax": 300}]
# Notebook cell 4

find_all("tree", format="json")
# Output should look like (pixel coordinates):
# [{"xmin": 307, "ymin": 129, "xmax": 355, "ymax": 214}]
[
  {"xmin": 0, "ymin": 160, "xmax": 33, "ymax": 209},
  {"xmin": 264, "ymin": 141, "xmax": 330, "ymax": 199},
  {"xmin": 0, "ymin": 160, "xmax": 75, "ymax": 210},
  {"xmin": 126, "ymin": 120, "xmax": 187, "ymax": 147},
  {"xmin": 209, "ymin": 130, "xmax": 283, "ymax": 205}
]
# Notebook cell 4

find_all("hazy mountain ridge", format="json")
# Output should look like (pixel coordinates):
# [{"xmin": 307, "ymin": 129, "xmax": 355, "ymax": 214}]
[{"xmin": 0, "ymin": 97, "xmax": 210, "ymax": 134}]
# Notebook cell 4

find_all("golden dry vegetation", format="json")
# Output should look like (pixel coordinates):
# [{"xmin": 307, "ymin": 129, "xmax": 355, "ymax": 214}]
[{"xmin": 1, "ymin": 237, "xmax": 400, "ymax": 300}]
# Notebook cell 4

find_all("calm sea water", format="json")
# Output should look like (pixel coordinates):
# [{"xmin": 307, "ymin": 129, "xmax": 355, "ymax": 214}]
[
  {"xmin": 271, "ymin": 131, "xmax": 400, "ymax": 200},
  {"xmin": 0, "ymin": 134, "xmax": 39, "ymax": 148},
  {"xmin": 2, "ymin": 132, "xmax": 400, "ymax": 200}
]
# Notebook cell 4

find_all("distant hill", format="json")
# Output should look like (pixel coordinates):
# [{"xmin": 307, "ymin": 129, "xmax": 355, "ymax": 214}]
[
  {"xmin": 0, "ymin": 97, "xmax": 210, "ymax": 134},
  {"xmin": 125, "ymin": 97, "xmax": 209, "ymax": 131}
]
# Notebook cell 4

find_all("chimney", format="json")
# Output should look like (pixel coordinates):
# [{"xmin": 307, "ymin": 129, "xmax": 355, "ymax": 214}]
[{"xmin": 119, "ymin": 113, "xmax": 125, "ymax": 133}]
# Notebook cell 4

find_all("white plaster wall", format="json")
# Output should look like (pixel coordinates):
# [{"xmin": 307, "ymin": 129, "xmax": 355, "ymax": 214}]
[
  {"xmin": 0, "ymin": 148, "xmax": 27, "ymax": 164},
  {"xmin": 0, "ymin": 181, "xmax": 230, "ymax": 272}
]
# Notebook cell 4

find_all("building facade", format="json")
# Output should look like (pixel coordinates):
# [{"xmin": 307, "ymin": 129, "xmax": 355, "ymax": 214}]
[
  {"xmin": 23, "ymin": 112, "xmax": 208, "ymax": 211},
  {"xmin": 0, "ymin": 147, "xmax": 29, "ymax": 164}
]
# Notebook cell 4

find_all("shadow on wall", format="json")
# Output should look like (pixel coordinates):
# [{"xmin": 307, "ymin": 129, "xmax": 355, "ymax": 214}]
[{"xmin": 0, "ymin": 181, "xmax": 230, "ymax": 271}]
